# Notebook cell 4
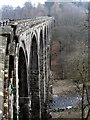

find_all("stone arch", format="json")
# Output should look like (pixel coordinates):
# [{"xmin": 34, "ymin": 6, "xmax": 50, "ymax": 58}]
[
  {"xmin": 18, "ymin": 47, "xmax": 29, "ymax": 120},
  {"xmin": 31, "ymin": 30, "xmax": 38, "ymax": 43},
  {"xmin": 44, "ymin": 26, "xmax": 47, "ymax": 46},
  {"xmin": 40, "ymin": 29, "xmax": 46, "ymax": 119},
  {"xmin": 40, "ymin": 29, "xmax": 43, "ymax": 71},
  {"xmin": 22, "ymin": 41, "xmax": 28, "ymax": 63},
  {"xmin": 29, "ymin": 35, "xmax": 40, "ymax": 120},
  {"xmin": 47, "ymin": 26, "xmax": 48, "ymax": 40},
  {"xmin": 44, "ymin": 26, "xmax": 47, "ymax": 103}
]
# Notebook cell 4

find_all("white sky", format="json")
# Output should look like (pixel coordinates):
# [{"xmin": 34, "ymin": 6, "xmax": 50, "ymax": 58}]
[
  {"xmin": 0, "ymin": 0, "xmax": 46, "ymax": 8},
  {"xmin": 0, "ymin": 0, "xmax": 89, "ymax": 8}
]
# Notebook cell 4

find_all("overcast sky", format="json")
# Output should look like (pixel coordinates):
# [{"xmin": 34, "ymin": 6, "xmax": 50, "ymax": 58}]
[
  {"xmin": 0, "ymin": 0, "xmax": 46, "ymax": 8},
  {"xmin": 0, "ymin": 0, "xmax": 89, "ymax": 8}
]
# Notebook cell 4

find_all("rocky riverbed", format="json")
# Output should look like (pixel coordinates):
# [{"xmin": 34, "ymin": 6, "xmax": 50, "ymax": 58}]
[{"xmin": 51, "ymin": 92, "xmax": 82, "ymax": 111}]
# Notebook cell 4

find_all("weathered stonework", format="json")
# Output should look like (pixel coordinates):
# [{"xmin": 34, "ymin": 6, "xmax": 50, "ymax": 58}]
[{"xmin": 0, "ymin": 17, "xmax": 53, "ymax": 120}]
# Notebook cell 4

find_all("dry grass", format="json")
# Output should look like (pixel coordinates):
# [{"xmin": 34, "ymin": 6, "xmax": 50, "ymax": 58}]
[{"xmin": 53, "ymin": 79, "xmax": 76, "ymax": 95}]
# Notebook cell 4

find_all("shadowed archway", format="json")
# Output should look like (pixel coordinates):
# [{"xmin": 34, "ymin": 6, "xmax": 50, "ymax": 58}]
[
  {"xmin": 18, "ymin": 47, "xmax": 29, "ymax": 120},
  {"xmin": 40, "ymin": 30, "xmax": 45, "ymax": 119},
  {"xmin": 29, "ymin": 35, "xmax": 40, "ymax": 120}
]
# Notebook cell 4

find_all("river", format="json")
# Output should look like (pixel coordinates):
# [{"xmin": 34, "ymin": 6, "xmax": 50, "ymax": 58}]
[{"xmin": 51, "ymin": 92, "xmax": 82, "ymax": 111}]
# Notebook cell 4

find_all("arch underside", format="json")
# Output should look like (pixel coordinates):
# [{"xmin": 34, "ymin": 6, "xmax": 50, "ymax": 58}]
[
  {"xmin": 18, "ymin": 47, "xmax": 30, "ymax": 120},
  {"xmin": 29, "ymin": 35, "xmax": 40, "ymax": 120}
]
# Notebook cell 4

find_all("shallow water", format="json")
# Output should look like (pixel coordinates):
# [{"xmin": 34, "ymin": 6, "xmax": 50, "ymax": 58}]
[{"xmin": 51, "ymin": 92, "xmax": 82, "ymax": 110}]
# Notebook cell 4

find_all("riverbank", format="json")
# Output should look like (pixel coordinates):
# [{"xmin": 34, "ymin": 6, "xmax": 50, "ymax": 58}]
[
  {"xmin": 51, "ymin": 79, "xmax": 82, "ymax": 119},
  {"xmin": 53, "ymin": 79, "xmax": 76, "ymax": 95},
  {"xmin": 51, "ymin": 107, "xmax": 81, "ymax": 119}
]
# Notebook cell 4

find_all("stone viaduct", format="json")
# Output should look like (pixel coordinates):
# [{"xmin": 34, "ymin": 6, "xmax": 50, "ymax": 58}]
[{"xmin": 0, "ymin": 17, "xmax": 53, "ymax": 120}]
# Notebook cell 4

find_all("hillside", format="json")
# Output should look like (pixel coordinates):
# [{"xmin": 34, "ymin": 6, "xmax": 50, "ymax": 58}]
[{"xmin": 50, "ymin": 2, "xmax": 88, "ymax": 79}]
